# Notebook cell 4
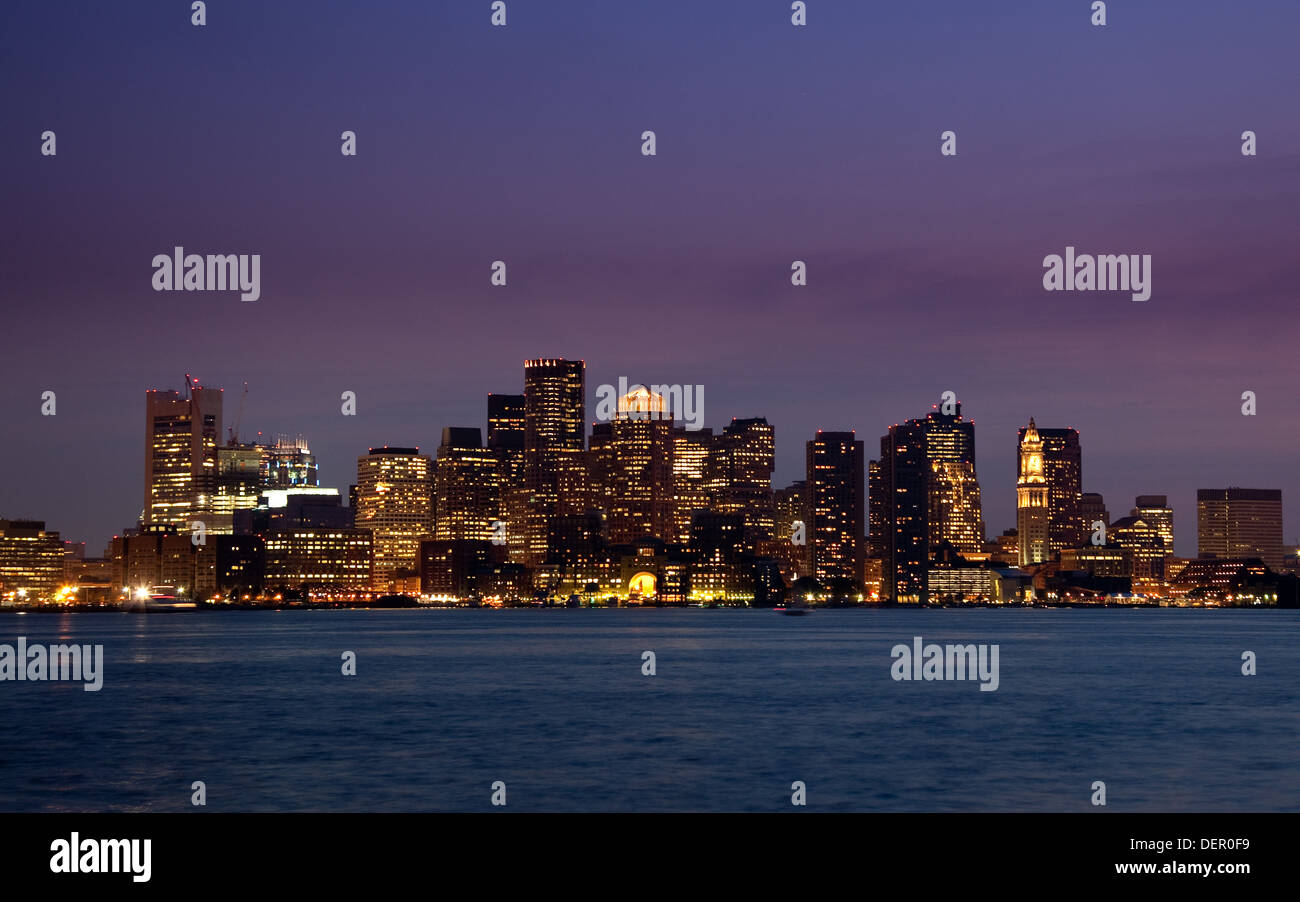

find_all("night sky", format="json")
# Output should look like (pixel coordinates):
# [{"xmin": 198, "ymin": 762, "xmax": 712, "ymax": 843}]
[{"xmin": 3, "ymin": 1, "xmax": 1298, "ymax": 557}]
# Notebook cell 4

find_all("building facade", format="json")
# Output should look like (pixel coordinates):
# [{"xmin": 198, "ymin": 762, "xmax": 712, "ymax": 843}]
[
  {"xmin": 601, "ymin": 387, "xmax": 675, "ymax": 544},
  {"xmin": 143, "ymin": 383, "xmax": 223, "ymax": 529},
  {"xmin": 355, "ymin": 446, "xmax": 433, "ymax": 590},
  {"xmin": 433, "ymin": 427, "xmax": 501, "ymax": 543},
  {"xmin": 1197, "ymin": 488, "xmax": 1283, "ymax": 570},
  {"xmin": 519, "ymin": 359, "xmax": 586, "ymax": 565},
  {"xmin": 0, "ymin": 520, "xmax": 66, "ymax": 602},
  {"xmin": 807, "ymin": 431, "xmax": 864, "ymax": 584}
]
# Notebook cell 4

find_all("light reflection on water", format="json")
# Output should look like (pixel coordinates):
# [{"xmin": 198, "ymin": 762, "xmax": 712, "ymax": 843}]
[{"xmin": 0, "ymin": 608, "xmax": 1296, "ymax": 812}]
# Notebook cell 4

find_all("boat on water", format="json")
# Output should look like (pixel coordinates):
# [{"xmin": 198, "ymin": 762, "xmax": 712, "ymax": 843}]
[
  {"xmin": 122, "ymin": 586, "xmax": 198, "ymax": 613},
  {"xmin": 775, "ymin": 599, "xmax": 812, "ymax": 616}
]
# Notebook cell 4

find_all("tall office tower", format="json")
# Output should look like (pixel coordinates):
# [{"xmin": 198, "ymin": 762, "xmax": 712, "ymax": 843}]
[
  {"xmin": 210, "ymin": 443, "xmax": 266, "ymax": 534},
  {"xmin": 708, "ymin": 417, "xmax": 776, "ymax": 542},
  {"xmin": 872, "ymin": 420, "xmax": 930, "ymax": 602},
  {"xmin": 433, "ymin": 427, "xmax": 501, "ymax": 543},
  {"xmin": 355, "ymin": 446, "xmax": 433, "ymax": 590},
  {"xmin": 773, "ymin": 481, "xmax": 809, "ymax": 540},
  {"xmin": 264, "ymin": 435, "xmax": 319, "ymax": 488},
  {"xmin": 588, "ymin": 419, "xmax": 614, "ymax": 498},
  {"xmin": 870, "ymin": 405, "xmax": 982, "ymax": 602},
  {"xmin": 670, "ymin": 426, "xmax": 713, "ymax": 543},
  {"xmin": 1078, "ymin": 492, "xmax": 1109, "ymax": 535},
  {"xmin": 1016, "ymin": 418, "xmax": 1050, "ymax": 567},
  {"xmin": 867, "ymin": 459, "xmax": 886, "ymax": 561},
  {"xmin": 520, "ymin": 358, "xmax": 586, "ymax": 565},
  {"xmin": 490, "ymin": 394, "xmax": 528, "ymax": 562},
  {"xmin": 600, "ymin": 387, "xmax": 675, "ymax": 544},
  {"xmin": 143, "ymin": 381, "xmax": 223, "ymax": 528},
  {"xmin": 1132, "ymin": 495, "xmax": 1174, "ymax": 556},
  {"xmin": 1014, "ymin": 424, "xmax": 1083, "ymax": 554},
  {"xmin": 1197, "ymin": 488, "xmax": 1284, "ymax": 570},
  {"xmin": 927, "ymin": 460, "xmax": 985, "ymax": 555},
  {"xmin": 487, "ymin": 394, "xmax": 526, "ymax": 451},
  {"xmin": 806, "ymin": 431, "xmax": 864, "ymax": 583},
  {"xmin": 773, "ymin": 479, "xmax": 810, "ymax": 577}
]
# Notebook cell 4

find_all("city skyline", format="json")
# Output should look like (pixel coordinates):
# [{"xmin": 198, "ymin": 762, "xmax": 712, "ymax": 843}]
[{"xmin": 2, "ymin": 363, "xmax": 1300, "ymax": 561}]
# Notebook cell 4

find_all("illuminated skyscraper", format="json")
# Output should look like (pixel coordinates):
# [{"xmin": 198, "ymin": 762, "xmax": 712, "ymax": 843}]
[
  {"xmin": 487, "ymin": 394, "xmax": 526, "ymax": 451},
  {"xmin": 210, "ymin": 443, "xmax": 265, "ymax": 534},
  {"xmin": 806, "ymin": 431, "xmax": 864, "ymax": 583},
  {"xmin": 927, "ymin": 459, "xmax": 985, "ymax": 555},
  {"xmin": 489, "ymin": 393, "xmax": 527, "ymax": 561},
  {"xmin": 264, "ymin": 435, "xmax": 319, "ymax": 488},
  {"xmin": 709, "ymin": 417, "xmax": 776, "ymax": 542},
  {"xmin": 143, "ymin": 382, "xmax": 223, "ymax": 528},
  {"xmin": 588, "ymin": 419, "xmax": 614, "ymax": 503},
  {"xmin": 867, "ymin": 459, "xmax": 886, "ymax": 560},
  {"xmin": 670, "ymin": 426, "xmax": 713, "ymax": 543},
  {"xmin": 1015, "ymin": 424, "xmax": 1083, "ymax": 554},
  {"xmin": 772, "ymin": 480, "xmax": 810, "ymax": 579},
  {"xmin": 1132, "ymin": 495, "xmax": 1174, "ymax": 556},
  {"xmin": 523, "ymin": 359, "xmax": 584, "ymax": 451},
  {"xmin": 1197, "ymin": 488, "xmax": 1283, "ymax": 570},
  {"xmin": 519, "ymin": 359, "xmax": 586, "ymax": 565},
  {"xmin": 870, "ymin": 405, "xmax": 982, "ymax": 602},
  {"xmin": 1016, "ymin": 418, "xmax": 1050, "ymax": 567},
  {"xmin": 355, "ymin": 446, "xmax": 433, "ymax": 590},
  {"xmin": 433, "ymin": 427, "xmax": 501, "ymax": 542},
  {"xmin": 919, "ymin": 406, "xmax": 982, "ymax": 558},
  {"xmin": 602, "ymin": 386, "xmax": 675, "ymax": 544}
]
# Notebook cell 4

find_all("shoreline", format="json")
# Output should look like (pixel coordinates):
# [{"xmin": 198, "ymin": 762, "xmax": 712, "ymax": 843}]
[{"xmin": 0, "ymin": 601, "xmax": 1289, "ymax": 614}]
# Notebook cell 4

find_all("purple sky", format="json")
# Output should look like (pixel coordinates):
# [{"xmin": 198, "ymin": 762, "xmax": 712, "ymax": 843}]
[{"xmin": 3, "ymin": 0, "xmax": 1299, "ymax": 557}]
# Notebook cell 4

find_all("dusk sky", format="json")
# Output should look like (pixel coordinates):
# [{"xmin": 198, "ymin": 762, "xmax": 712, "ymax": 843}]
[{"xmin": 3, "ymin": 0, "xmax": 1298, "ymax": 557}]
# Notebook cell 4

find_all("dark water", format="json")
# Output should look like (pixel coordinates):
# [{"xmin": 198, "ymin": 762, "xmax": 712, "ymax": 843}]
[{"xmin": 1, "ymin": 608, "xmax": 1296, "ymax": 812}]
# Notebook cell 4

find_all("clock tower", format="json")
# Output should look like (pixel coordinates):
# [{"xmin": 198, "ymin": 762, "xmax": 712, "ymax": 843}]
[{"xmin": 1017, "ymin": 418, "xmax": 1050, "ymax": 567}]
